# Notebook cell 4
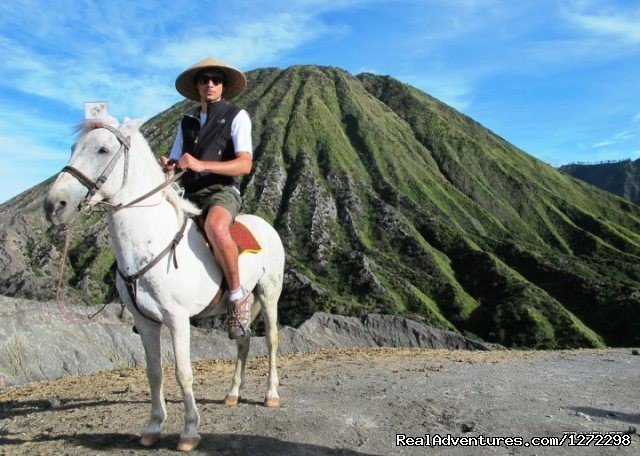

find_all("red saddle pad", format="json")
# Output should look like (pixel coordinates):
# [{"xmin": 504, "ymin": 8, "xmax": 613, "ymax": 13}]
[{"xmin": 230, "ymin": 221, "xmax": 262, "ymax": 254}]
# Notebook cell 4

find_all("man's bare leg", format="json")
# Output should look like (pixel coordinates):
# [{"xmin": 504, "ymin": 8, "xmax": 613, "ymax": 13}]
[
  {"xmin": 205, "ymin": 206, "xmax": 239, "ymax": 289},
  {"xmin": 205, "ymin": 206, "xmax": 253, "ymax": 339}
]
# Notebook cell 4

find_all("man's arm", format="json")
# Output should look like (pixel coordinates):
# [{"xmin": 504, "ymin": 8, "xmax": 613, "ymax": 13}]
[
  {"xmin": 178, "ymin": 151, "xmax": 252, "ymax": 175},
  {"xmin": 160, "ymin": 125, "xmax": 185, "ymax": 172}
]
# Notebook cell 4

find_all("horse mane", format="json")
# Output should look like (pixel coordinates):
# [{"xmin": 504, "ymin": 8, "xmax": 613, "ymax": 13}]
[
  {"xmin": 163, "ymin": 185, "xmax": 201, "ymax": 218},
  {"xmin": 73, "ymin": 115, "xmax": 120, "ymax": 138}
]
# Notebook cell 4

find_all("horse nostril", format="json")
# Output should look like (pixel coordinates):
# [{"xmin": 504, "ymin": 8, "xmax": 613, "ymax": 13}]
[{"xmin": 59, "ymin": 201, "xmax": 67, "ymax": 208}]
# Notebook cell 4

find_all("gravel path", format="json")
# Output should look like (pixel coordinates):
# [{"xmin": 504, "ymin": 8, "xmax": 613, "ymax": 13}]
[{"xmin": 1, "ymin": 347, "xmax": 639, "ymax": 455}]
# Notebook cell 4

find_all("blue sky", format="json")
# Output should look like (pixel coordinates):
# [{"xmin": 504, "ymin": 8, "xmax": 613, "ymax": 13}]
[{"xmin": 1, "ymin": 0, "xmax": 639, "ymax": 204}]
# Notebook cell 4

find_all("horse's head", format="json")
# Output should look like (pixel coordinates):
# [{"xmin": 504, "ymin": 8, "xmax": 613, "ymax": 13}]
[{"xmin": 44, "ymin": 116, "xmax": 146, "ymax": 224}]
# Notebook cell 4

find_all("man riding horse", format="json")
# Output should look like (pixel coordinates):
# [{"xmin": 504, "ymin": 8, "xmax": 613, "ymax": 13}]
[{"xmin": 160, "ymin": 57, "xmax": 253, "ymax": 339}]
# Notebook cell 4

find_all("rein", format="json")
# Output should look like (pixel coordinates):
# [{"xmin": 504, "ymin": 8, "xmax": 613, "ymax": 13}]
[
  {"xmin": 110, "ymin": 169, "xmax": 185, "ymax": 210},
  {"xmin": 57, "ymin": 124, "xmax": 189, "ymax": 324},
  {"xmin": 55, "ymin": 225, "xmax": 109, "ymax": 323}
]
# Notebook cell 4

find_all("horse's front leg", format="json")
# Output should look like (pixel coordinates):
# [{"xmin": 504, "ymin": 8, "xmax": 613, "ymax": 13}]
[
  {"xmin": 134, "ymin": 317, "xmax": 166, "ymax": 446},
  {"xmin": 117, "ymin": 273, "xmax": 167, "ymax": 447},
  {"xmin": 165, "ymin": 312, "xmax": 201, "ymax": 452}
]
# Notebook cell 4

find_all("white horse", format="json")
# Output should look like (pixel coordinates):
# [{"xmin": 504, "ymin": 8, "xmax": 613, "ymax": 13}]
[{"xmin": 44, "ymin": 116, "xmax": 284, "ymax": 452}]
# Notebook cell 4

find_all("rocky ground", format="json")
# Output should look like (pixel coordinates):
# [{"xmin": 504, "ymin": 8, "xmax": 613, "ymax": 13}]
[
  {"xmin": 0, "ymin": 297, "xmax": 639, "ymax": 455},
  {"xmin": 0, "ymin": 297, "xmax": 489, "ymax": 387},
  {"xmin": 1, "ymin": 347, "xmax": 639, "ymax": 455}
]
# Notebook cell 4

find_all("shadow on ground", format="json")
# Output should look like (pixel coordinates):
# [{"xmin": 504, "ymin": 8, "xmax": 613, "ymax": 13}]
[
  {"xmin": 0, "ymin": 398, "xmax": 147, "ymax": 419},
  {"xmin": 0, "ymin": 432, "xmax": 379, "ymax": 455},
  {"xmin": 570, "ymin": 406, "xmax": 640, "ymax": 426}
]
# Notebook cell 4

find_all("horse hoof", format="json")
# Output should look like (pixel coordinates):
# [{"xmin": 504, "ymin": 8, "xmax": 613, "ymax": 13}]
[
  {"xmin": 264, "ymin": 396, "xmax": 280, "ymax": 408},
  {"xmin": 140, "ymin": 432, "xmax": 161, "ymax": 447},
  {"xmin": 177, "ymin": 436, "xmax": 201, "ymax": 452},
  {"xmin": 224, "ymin": 394, "xmax": 239, "ymax": 406}
]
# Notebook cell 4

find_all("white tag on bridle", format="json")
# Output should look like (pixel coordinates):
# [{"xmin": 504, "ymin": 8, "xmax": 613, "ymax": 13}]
[{"xmin": 84, "ymin": 101, "xmax": 109, "ymax": 120}]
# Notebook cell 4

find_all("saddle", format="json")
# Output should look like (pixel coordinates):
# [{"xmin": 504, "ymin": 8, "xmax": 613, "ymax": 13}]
[
  {"xmin": 194, "ymin": 216, "xmax": 262, "ymax": 256},
  {"xmin": 229, "ymin": 221, "xmax": 262, "ymax": 255}
]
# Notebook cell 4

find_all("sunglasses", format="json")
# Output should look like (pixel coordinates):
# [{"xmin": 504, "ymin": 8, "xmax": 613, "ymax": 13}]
[{"xmin": 196, "ymin": 74, "xmax": 225, "ymax": 85}]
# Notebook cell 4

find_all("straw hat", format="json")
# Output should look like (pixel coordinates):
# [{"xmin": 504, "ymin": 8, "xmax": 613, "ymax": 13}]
[{"xmin": 175, "ymin": 57, "xmax": 247, "ymax": 101}]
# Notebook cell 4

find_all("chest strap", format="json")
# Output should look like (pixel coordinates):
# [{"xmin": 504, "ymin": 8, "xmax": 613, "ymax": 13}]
[{"xmin": 117, "ymin": 216, "xmax": 189, "ymax": 323}]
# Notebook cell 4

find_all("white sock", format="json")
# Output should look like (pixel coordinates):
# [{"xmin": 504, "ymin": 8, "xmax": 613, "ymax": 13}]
[{"xmin": 230, "ymin": 287, "xmax": 244, "ymax": 301}]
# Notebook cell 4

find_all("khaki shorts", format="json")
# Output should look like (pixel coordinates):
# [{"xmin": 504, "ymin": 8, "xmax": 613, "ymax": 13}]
[{"xmin": 184, "ymin": 184, "xmax": 243, "ymax": 219}]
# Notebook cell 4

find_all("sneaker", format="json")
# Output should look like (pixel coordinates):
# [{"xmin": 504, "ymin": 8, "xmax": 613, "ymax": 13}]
[{"xmin": 227, "ymin": 289, "xmax": 253, "ymax": 339}]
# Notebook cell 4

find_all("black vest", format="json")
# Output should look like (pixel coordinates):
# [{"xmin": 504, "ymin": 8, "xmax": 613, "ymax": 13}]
[{"xmin": 180, "ymin": 101, "xmax": 242, "ymax": 193}]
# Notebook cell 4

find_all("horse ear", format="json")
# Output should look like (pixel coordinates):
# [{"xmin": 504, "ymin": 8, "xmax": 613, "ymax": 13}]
[
  {"xmin": 100, "ymin": 115, "xmax": 120, "ymax": 127},
  {"xmin": 123, "ymin": 117, "xmax": 146, "ymax": 132}
]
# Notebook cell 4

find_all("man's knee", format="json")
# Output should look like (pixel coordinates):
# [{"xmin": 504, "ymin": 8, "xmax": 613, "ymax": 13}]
[
  {"xmin": 205, "ymin": 220, "xmax": 228, "ymax": 242},
  {"xmin": 205, "ymin": 213, "xmax": 232, "ymax": 246}
]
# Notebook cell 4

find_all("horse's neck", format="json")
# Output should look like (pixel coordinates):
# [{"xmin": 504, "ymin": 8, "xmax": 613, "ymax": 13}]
[
  {"xmin": 109, "ymin": 148, "xmax": 165, "ymax": 206},
  {"xmin": 108, "ymin": 200, "xmax": 183, "ymax": 273},
  {"xmin": 106, "ymin": 156, "xmax": 184, "ymax": 272}
]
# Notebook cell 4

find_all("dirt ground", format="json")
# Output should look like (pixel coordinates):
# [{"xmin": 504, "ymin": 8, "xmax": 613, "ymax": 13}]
[{"xmin": 1, "ymin": 347, "xmax": 639, "ymax": 455}]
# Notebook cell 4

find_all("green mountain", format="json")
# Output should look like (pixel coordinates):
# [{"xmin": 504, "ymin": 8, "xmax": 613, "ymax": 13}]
[
  {"xmin": 560, "ymin": 159, "xmax": 640, "ymax": 205},
  {"xmin": 3, "ymin": 65, "xmax": 640, "ymax": 348}
]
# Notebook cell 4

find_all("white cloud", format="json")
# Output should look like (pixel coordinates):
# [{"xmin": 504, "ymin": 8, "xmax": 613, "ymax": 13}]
[
  {"xmin": 403, "ymin": 74, "xmax": 474, "ymax": 111},
  {"xmin": 146, "ymin": 12, "xmax": 331, "ymax": 71},
  {"xmin": 0, "ymin": 3, "xmax": 348, "ymax": 119},
  {"xmin": 592, "ymin": 130, "xmax": 635, "ymax": 148},
  {"xmin": 1, "ymin": 0, "xmax": 639, "ymax": 200},
  {"xmin": 520, "ymin": 1, "xmax": 640, "ymax": 70},
  {"xmin": 0, "ymin": 99, "xmax": 76, "ymax": 203},
  {"xmin": 565, "ymin": 8, "xmax": 640, "ymax": 44},
  {"xmin": 559, "ymin": 0, "xmax": 640, "ymax": 56},
  {"xmin": 0, "ymin": 134, "xmax": 68, "ymax": 166},
  {"xmin": 0, "ymin": 131, "xmax": 69, "ymax": 204},
  {"xmin": 0, "ymin": 0, "xmax": 364, "ymax": 202}
]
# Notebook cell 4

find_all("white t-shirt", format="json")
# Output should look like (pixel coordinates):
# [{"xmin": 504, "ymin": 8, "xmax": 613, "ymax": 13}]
[{"xmin": 168, "ymin": 109, "xmax": 252, "ymax": 161}]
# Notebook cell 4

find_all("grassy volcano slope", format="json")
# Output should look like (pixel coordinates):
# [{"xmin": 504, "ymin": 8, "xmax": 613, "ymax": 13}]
[
  {"xmin": 139, "ymin": 66, "xmax": 639, "ymax": 347},
  {"xmin": 357, "ymin": 73, "xmax": 640, "ymax": 346}
]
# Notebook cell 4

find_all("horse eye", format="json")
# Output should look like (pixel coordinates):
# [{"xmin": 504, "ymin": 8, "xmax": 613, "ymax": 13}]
[{"xmin": 98, "ymin": 147, "xmax": 110, "ymax": 155}]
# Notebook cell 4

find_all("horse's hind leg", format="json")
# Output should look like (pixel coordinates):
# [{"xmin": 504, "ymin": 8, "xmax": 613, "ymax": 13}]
[
  {"xmin": 258, "ymin": 281, "xmax": 280, "ymax": 407},
  {"xmin": 225, "ymin": 306, "xmax": 255, "ymax": 406},
  {"xmin": 134, "ymin": 318, "xmax": 166, "ymax": 447},
  {"xmin": 224, "ymin": 270, "xmax": 281, "ymax": 408}
]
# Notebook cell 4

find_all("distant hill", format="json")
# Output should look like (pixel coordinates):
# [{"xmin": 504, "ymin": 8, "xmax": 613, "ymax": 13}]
[
  {"xmin": 560, "ymin": 159, "xmax": 640, "ymax": 205},
  {"xmin": 2, "ymin": 65, "xmax": 640, "ymax": 348}
]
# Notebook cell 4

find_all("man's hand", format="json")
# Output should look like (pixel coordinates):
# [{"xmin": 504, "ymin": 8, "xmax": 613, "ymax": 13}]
[
  {"xmin": 178, "ymin": 153, "xmax": 204, "ymax": 173},
  {"xmin": 159, "ymin": 156, "xmax": 176, "ymax": 173}
]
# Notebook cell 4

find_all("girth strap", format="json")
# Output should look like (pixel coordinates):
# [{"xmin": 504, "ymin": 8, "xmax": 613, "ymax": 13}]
[{"xmin": 117, "ymin": 216, "xmax": 189, "ymax": 323}]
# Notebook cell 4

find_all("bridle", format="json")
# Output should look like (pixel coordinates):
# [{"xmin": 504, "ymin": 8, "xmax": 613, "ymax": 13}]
[
  {"xmin": 62, "ymin": 124, "xmax": 131, "ymax": 213},
  {"xmin": 61, "ymin": 124, "xmax": 183, "ymax": 213}
]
